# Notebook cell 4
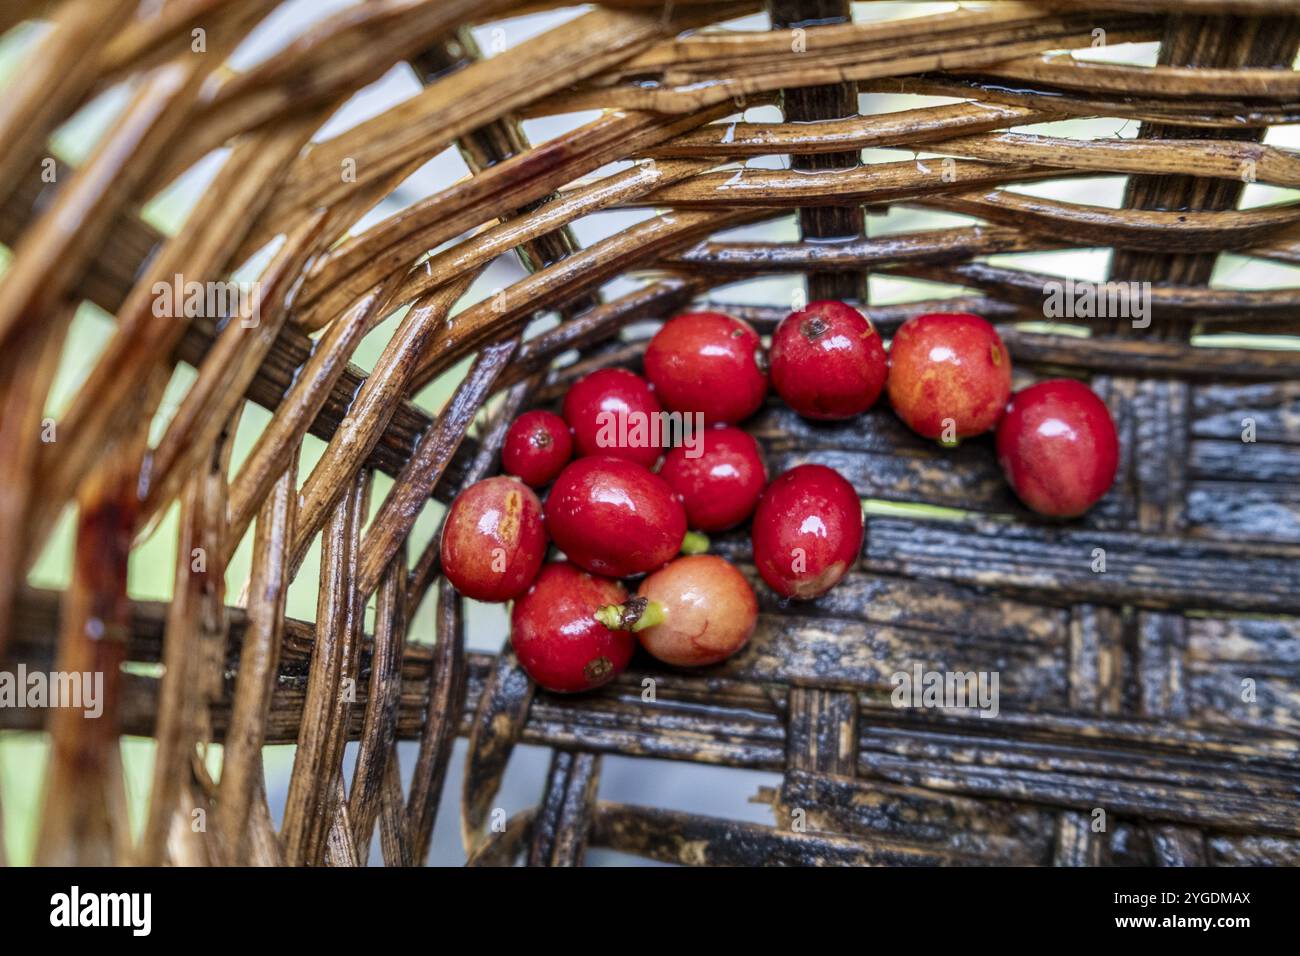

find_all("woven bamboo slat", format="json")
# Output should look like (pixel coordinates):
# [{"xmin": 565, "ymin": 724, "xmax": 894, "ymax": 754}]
[{"xmin": 0, "ymin": 0, "xmax": 1298, "ymax": 867}]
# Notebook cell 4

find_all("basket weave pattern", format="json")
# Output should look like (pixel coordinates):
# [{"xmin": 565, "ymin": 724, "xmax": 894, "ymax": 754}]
[{"xmin": 1, "ymin": 0, "xmax": 1299, "ymax": 866}]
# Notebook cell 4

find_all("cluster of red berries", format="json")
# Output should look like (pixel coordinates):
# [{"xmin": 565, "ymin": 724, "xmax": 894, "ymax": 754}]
[{"xmin": 440, "ymin": 303, "xmax": 1119, "ymax": 694}]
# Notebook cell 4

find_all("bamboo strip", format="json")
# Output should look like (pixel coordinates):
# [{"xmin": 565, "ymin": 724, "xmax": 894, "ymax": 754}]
[
  {"xmin": 864, "ymin": 75, "xmax": 1300, "ymax": 128},
  {"xmin": 138, "ymin": 421, "xmax": 234, "ymax": 865},
  {"xmin": 146, "ymin": 0, "xmax": 533, "ymax": 191},
  {"xmin": 254, "ymin": 6, "xmax": 701, "ymax": 233},
  {"xmin": 28, "ymin": 115, "xmax": 322, "ymax": 574},
  {"xmin": 223, "ymin": 269, "xmax": 407, "ymax": 562},
  {"xmin": 281, "ymin": 471, "xmax": 366, "ymax": 866},
  {"xmin": 32, "ymin": 421, "xmax": 152, "ymax": 865},
  {"xmin": 349, "ymin": 547, "xmax": 409, "ymax": 860},
  {"xmin": 921, "ymin": 189, "xmax": 1300, "ymax": 252},
  {"xmin": 410, "ymin": 209, "xmax": 760, "ymax": 390},
  {"xmin": 216, "ymin": 457, "xmax": 297, "ymax": 865},
  {"xmin": 966, "ymin": 53, "xmax": 1300, "ymax": 100},
  {"xmin": 286, "ymin": 273, "xmax": 478, "ymax": 578},
  {"xmin": 0, "ymin": 0, "xmax": 137, "ymax": 207}
]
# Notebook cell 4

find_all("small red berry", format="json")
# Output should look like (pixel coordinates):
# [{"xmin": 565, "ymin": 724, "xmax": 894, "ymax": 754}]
[
  {"xmin": 598, "ymin": 556, "xmax": 759, "ymax": 671},
  {"xmin": 597, "ymin": 555, "xmax": 757, "ymax": 667},
  {"xmin": 887, "ymin": 312, "xmax": 1011, "ymax": 443},
  {"xmin": 502, "ymin": 410, "xmax": 572, "ymax": 487},
  {"xmin": 751, "ymin": 464, "xmax": 862, "ymax": 600},
  {"xmin": 769, "ymin": 300, "xmax": 887, "ymax": 420},
  {"xmin": 658, "ymin": 426, "xmax": 766, "ymax": 532},
  {"xmin": 562, "ymin": 367, "xmax": 663, "ymax": 468},
  {"xmin": 996, "ymin": 379, "xmax": 1119, "ymax": 517},
  {"xmin": 545, "ymin": 456, "xmax": 687, "ymax": 578},
  {"xmin": 644, "ymin": 311, "xmax": 767, "ymax": 424},
  {"xmin": 512, "ymin": 562, "xmax": 633, "ymax": 693},
  {"xmin": 440, "ymin": 476, "xmax": 546, "ymax": 602}
]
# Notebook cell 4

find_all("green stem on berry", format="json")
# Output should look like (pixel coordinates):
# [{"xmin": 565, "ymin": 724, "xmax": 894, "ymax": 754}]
[
  {"xmin": 680, "ymin": 530, "xmax": 710, "ymax": 555},
  {"xmin": 595, "ymin": 596, "xmax": 665, "ymax": 633}
]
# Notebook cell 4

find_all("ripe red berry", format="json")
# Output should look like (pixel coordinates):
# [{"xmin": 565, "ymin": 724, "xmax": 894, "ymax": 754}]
[
  {"xmin": 644, "ymin": 311, "xmax": 767, "ymax": 424},
  {"xmin": 996, "ymin": 379, "xmax": 1119, "ymax": 518},
  {"xmin": 440, "ymin": 476, "xmax": 546, "ymax": 602},
  {"xmin": 658, "ymin": 426, "xmax": 766, "ymax": 532},
  {"xmin": 887, "ymin": 312, "xmax": 1011, "ymax": 443},
  {"xmin": 751, "ymin": 463, "xmax": 862, "ymax": 600},
  {"xmin": 596, "ymin": 555, "xmax": 757, "ymax": 667},
  {"xmin": 562, "ymin": 367, "xmax": 663, "ymax": 468},
  {"xmin": 502, "ymin": 410, "xmax": 572, "ymax": 487},
  {"xmin": 545, "ymin": 456, "xmax": 688, "ymax": 577},
  {"xmin": 769, "ymin": 300, "xmax": 887, "ymax": 420},
  {"xmin": 511, "ymin": 562, "xmax": 634, "ymax": 693}
]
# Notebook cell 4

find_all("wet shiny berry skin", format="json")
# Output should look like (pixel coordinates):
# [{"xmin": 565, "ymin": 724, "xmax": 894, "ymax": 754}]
[
  {"xmin": 511, "ymin": 562, "xmax": 633, "ymax": 693},
  {"xmin": 635, "ymin": 555, "xmax": 757, "ymax": 667},
  {"xmin": 562, "ymin": 367, "xmax": 663, "ymax": 468},
  {"xmin": 644, "ymin": 311, "xmax": 768, "ymax": 424},
  {"xmin": 751, "ymin": 464, "xmax": 863, "ymax": 600},
  {"xmin": 545, "ymin": 456, "xmax": 687, "ymax": 577},
  {"xmin": 440, "ymin": 476, "xmax": 546, "ymax": 602},
  {"xmin": 658, "ymin": 426, "xmax": 766, "ymax": 532},
  {"xmin": 502, "ymin": 410, "xmax": 572, "ymax": 487},
  {"xmin": 996, "ymin": 379, "xmax": 1119, "ymax": 518},
  {"xmin": 769, "ymin": 300, "xmax": 887, "ymax": 420},
  {"xmin": 887, "ymin": 312, "xmax": 1011, "ymax": 442}
]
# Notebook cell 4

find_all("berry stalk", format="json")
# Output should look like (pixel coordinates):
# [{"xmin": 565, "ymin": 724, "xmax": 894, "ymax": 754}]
[
  {"xmin": 594, "ymin": 596, "xmax": 665, "ymax": 633},
  {"xmin": 680, "ymin": 530, "xmax": 710, "ymax": 555}
]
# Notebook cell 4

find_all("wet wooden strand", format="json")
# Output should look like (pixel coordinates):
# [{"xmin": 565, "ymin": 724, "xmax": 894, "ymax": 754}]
[
  {"xmin": 864, "ymin": 516, "xmax": 1300, "ymax": 614},
  {"xmin": 527, "ymin": 752, "xmax": 601, "ymax": 867},
  {"xmin": 249, "ymin": 6, "xmax": 736, "ymax": 237},
  {"xmin": 143, "ymin": 0, "xmax": 536, "ymax": 192},
  {"xmin": 137, "ymin": 416, "xmax": 236, "ymax": 865},
  {"xmin": 0, "ymin": 305, "xmax": 69, "ymax": 659},
  {"xmin": 405, "ymin": 580, "xmax": 466, "ymax": 864},
  {"xmin": 31, "ymin": 455, "xmax": 138, "ymax": 865},
  {"xmin": 347, "ymin": 546, "xmax": 409, "ymax": 861},
  {"xmin": 861, "ymin": 73, "xmax": 1300, "ymax": 128},
  {"xmin": 10, "ymin": 587, "xmax": 1296, "ymax": 761},
  {"xmin": 215, "ymin": 458, "xmax": 297, "ymax": 865},
  {"xmin": 0, "ymin": 0, "xmax": 138, "ymax": 206},
  {"xmin": 280, "ymin": 473, "xmax": 366, "ymax": 866},
  {"xmin": 543, "ymin": 10, "xmax": 1160, "ymax": 113}
]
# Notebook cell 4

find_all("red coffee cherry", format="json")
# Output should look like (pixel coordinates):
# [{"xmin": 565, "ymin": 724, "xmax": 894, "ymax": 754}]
[
  {"xmin": 511, "ymin": 562, "xmax": 634, "ymax": 693},
  {"xmin": 751, "ymin": 463, "xmax": 862, "ymax": 600},
  {"xmin": 996, "ymin": 379, "xmax": 1119, "ymax": 517},
  {"xmin": 502, "ymin": 410, "xmax": 572, "ymax": 488},
  {"xmin": 887, "ymin": 312, "xmax": 1011, "ymax": 444},
  {"xmin": 545, "ymin": 456, "xmax": 688, "ymax": 578},
  {"xmin": 769, "ymin": 300, "xmax": 887, "ymax": 420},
  {"xmin": 658, "ymin": 426, "xmax": 766, "ymax": 532},
  {"xmin": 596, "ymin": 555, "xmax": 757, "ymax": 667},
  {"xmin": 562, "ymin": 367, "xmax": 663, "ymax": 468},
  {"xmin": 440, "ymin": 476, "xmax": 546, "ymax": 602},
  {"xmin": 644, "ymin": 311, "xmax": 767, "ymax": 424}
]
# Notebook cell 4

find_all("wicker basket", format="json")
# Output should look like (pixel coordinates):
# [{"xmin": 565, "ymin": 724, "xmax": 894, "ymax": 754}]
[{"xmin": 1, "ymin": 0, "xmax": 1298, "ymax": 867}]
